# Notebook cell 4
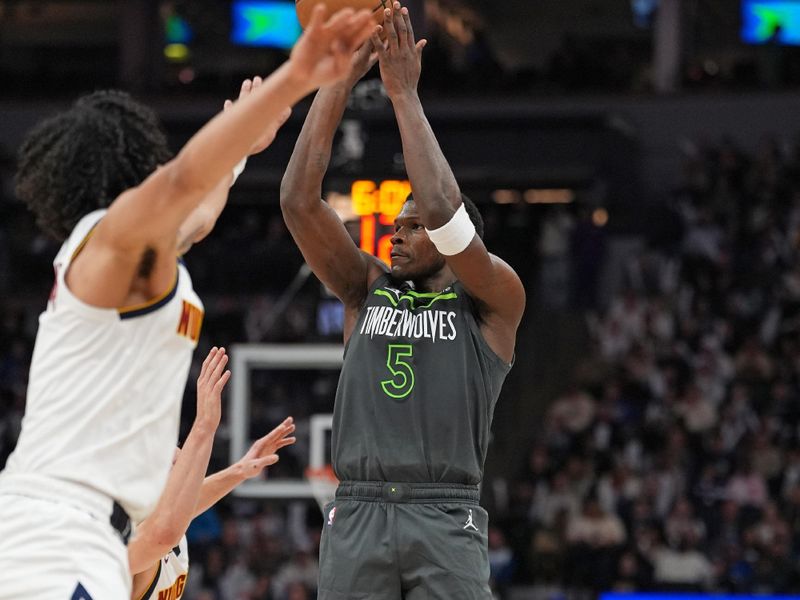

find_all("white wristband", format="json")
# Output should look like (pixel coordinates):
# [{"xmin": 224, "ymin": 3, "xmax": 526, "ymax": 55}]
[
  {"xmin": 425, "ymin": 203, "xmax": 476, "ymax": 256},
  {"xmin": 230, "ymin": 156, "xmax": 248, "ymax": 187}
]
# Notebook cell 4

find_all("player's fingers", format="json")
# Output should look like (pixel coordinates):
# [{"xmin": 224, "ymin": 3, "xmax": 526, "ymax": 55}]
[
  {"xmin": 223, "ymin": 99, "xmax": 233, "ymax": 112},
  {"xmin": 239, "ymin": 78, "xmax": 252, "ymax": 100},
  {"xmin": 354, "ymin": 37, "xmax": 374, "ymax": 63},
  {"xmin": 213, "ymin": 370, "xmax": 231, "ymax": 394},
  {"xmin": 210, "ymin": 350, "xmax": 229, "ymax": 381},
  {"xmin": 276, "ymin": 437, "xmax": 297, "ymax": 449},
  {"xmin": 199, "ymin": 347, "xmax": 218, "ymax": 380},
  {"xmin": 401, "ymin": 6, "xmax": 415, "ymax": 48},
  {"xmin": 253, "ymin": 75, "xmax": 262, "ymax": 90},
  {"xmin": 322, "ymin": 7, "xmax": 355, "ymax": 35},
  {"xmin": 383, "ymin": 8, "xmax": 399, "ymax": 51},
  {"xmin": 263, "ymin": 418, "xmax": 293, "ymax": 442},
  {"xmin": 416, "ymin": 38, "xmax": 427, "ymax": 57},
  {"xmin": 371, "ymin": 29, "xmax": 387, "ymax": 58},
  {"xmin": 306, "ymin": 3, "xmax": 327, "ymax": 34},
  {"xmin": 394, "ymin": 4, "xmax": 408, "ymax": 48},
  {"xmin": 257, "ymin": 454, "xmax": 280, "ymax": 467},
  {"xmin": 350, "ymin": 12, "xmax": 378, "ymax": 50},
  {"xmin": 332, "ymin": 11, "xmax": 370, "ymax": 54}
]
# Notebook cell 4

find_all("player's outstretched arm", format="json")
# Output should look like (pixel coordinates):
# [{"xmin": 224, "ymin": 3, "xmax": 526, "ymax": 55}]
[
  {"xmin": 128, "ymin": 347, "xmax": 229, "ymax": 578},
  {"xmin": 374, "ymin": 2, "xmax": 524, "ymax": 360},
  {"xmin": 192, "ymin": 417, "xmax": 297, "ymax": 517},
  {"xmin": 281, "ymin": 39, "xmax": 388, "ymax": 312},
  {"xmin": 69, "ymin": 6, "xmax": 377, "ymax": 309},
  {"xmin": 177, "ymin": 79, "xmax": 293, "ymax": 256}
]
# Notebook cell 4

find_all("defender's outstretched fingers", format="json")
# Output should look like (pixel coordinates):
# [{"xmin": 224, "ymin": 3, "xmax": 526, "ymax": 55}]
[
  {"xmin": 254, "ymin": 455, "xmax": 279, "ymax": 469},
  {"xmin": 213, "ymin": 370, "xmax": 231, "ymax": 394},
  {"xmin": 334, "ymin": 10, "xmax": 375, "ymax": 54},
  {"xmin": 199, "ymin": 347, "xmax": 218, "ymax": 379},
  {"xmin": 276, "ymin": 436, "xmax": 296, "ymax": 450},
  {"xmin": 321, "ymin": 7, "xmax": 356, "ymax": 35},
  {"xmin": 209, "ymin": 349, "xmax": 229, "ymax": 381},
  {"xmin": 305, "ymin": 3, "xmax": 328, "ymax": 34}
]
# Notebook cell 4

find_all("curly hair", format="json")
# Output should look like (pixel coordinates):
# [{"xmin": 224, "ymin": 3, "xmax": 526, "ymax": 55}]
[
  {"xmin": 406, "ymin": 192, "xmax": 485, "ymax": 239},
  {"xmin": 15, "ymin": 90, "xmax": 172, "ymax": 241}
]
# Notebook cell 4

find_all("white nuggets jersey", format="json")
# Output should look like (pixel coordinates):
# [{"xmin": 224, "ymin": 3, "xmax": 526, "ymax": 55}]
[
  {"xmin": 1, "ymin": 210, "xmax": 204, "ymax": 522},
  {"xmin": 139, "ymin": 536, "xmax": 189, "ymax": 600}
]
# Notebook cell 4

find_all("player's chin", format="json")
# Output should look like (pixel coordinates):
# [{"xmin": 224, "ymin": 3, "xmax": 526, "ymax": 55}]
[
  {"xmin": 390, "ymin": 260, "xmax": 415, "ymax": 279},
  {"xmin": 390, "ymin": 263, "xmax": 407, "ymax": 278}
]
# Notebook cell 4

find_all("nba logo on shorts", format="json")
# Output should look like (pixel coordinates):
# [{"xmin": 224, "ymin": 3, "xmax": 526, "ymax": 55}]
[{"xmin": 327, "ymin": 506, "xmax": 337, "ymax": 526}]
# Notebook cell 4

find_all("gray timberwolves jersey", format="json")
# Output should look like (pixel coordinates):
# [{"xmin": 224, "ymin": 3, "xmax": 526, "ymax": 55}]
[{"xmin": 332, "ymin": 274, "xmax": 511, "ymax": 484}]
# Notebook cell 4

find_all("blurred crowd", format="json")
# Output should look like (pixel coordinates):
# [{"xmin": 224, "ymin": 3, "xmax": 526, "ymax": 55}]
[
  {"xmin": 4, "ymin": 131, "xmax": 800, "ymax": 598},
  {"xmin": 490, "ymin": 133, "xmax": 800, "ymax": 597}
]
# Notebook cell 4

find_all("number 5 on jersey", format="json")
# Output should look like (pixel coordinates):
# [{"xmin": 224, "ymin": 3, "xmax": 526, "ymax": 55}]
[{"xmin": 381, "ymin": 344, "xmax": 415, "ymax": 400}]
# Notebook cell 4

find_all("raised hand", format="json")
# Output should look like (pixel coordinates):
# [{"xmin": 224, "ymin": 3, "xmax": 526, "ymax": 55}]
[
  {"xmin": 289, "ymin": 5, "xmax": 377, "ymax": 89},
  {"xmin": 371, "ymin": 2, "xmax": 426, "ymax": 99},
  {"xmin": 236, "ymin": 417, "xmax": 297, "ymax": 480},
  {"xmin": 343, "ymin": 39, "xmax": 380, "ymax": 89},
  {"xmin": 195, "ymin": 347, "xmax": 230, "ymax": 432},
  {"xmin": 224, "ymin": 78, "xmax": 293, "ymax": 156}
]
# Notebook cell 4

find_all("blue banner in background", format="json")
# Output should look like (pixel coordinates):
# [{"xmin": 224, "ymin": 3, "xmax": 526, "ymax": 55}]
[
  {"xmin": 231, "ymin": 1, "xmax": 302, "ymax": 49},
  {"xmin": 742, "ymin": 0, "xmax": 800, "ymax": 45}
]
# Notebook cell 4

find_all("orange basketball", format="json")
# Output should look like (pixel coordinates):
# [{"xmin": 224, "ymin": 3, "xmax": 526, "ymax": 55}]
[{"xmin": 295, "ymin": 0, "xmax": 388, "ymax": 30}]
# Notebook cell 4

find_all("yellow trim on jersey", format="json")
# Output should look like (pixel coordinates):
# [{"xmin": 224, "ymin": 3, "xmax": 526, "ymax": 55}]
[
  {"xmin": 70, "ymin": 226, "xmax": 98, "ymax": 261},
  {"xmin": 135, "ymin": 561, "xmax": 162, "ymax": 600},
  {"xmin": 118, "ymin": 267, "xmax": 179, "ymax": 316}
]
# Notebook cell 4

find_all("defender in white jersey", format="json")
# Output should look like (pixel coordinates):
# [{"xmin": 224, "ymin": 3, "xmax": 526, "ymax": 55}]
[
  {"xmin": 0, "ymin": 9, "xmax": 377, "ymax": 599},
  {"xmin": 128, "ymin": 347, "xmax": 296, "ymax": 600}
]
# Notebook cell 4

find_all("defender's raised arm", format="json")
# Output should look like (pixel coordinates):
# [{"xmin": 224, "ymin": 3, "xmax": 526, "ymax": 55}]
[{"xmin": 45, "ymin": 7, "xmax": 375, "ymax": 310}]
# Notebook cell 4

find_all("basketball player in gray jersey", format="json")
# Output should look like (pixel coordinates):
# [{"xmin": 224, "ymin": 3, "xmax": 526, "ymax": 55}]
[{"xmin": 280, "ymin": 4, "xmax": 525, "ymax": 598}]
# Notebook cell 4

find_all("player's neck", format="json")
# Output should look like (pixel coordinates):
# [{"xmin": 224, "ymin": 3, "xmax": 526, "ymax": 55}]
[{"xmin": 411, "ymin": 266, "xmax": 456, "ymax": 294}]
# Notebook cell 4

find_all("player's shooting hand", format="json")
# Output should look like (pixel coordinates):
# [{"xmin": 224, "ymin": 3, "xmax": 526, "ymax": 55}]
[
  {"xmin": 236, "ymin": 417, "xmax": 297, "ymax": 481},
  {"xmin": 195, "ymin": 347, "xmax": 230, "ymax": 432},
  {"xmin": 289, "ymin": 5, "xmax": 376, "ymax": 90},
  {"xmin": 371, "ymin": 2, "xmax": 426, "ymax": 99},
  {"xmin": 224, "ymin": 78, "xmax": 293, "ymax": 156},
  {"xmin": 343, "ymin": 39, "xmax": 380, "ymax": 89}
]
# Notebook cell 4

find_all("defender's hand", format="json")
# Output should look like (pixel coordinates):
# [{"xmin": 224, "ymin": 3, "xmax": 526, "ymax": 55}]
[
  {"xmin": 195, "ymin": 347, "xmax": 230, "ymax": 432},
  {"xmin": 289, "ymin": 5, "xmax": 376, "ymax": 90},
  {"xmin": 236, "ymin": 417, "xmax": 297, "ymax": 480},
  {"xmin": 372, "ymin": 2, "xmax": 426, "ymax": 99},
  {"xmin": 224, "ymin": 78, "xmax": 293, "ymax": 156}
]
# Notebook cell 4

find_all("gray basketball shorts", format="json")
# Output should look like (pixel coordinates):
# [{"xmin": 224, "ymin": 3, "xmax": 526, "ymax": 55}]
[{"xmin": 318, "ymin": 481, "xmax": 491, "ymax": 600}]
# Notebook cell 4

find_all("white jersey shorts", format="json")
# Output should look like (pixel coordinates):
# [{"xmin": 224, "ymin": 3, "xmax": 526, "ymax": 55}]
[{"xmin": 0, "ymin": 494, "xmax": 131, "ymax": 599}]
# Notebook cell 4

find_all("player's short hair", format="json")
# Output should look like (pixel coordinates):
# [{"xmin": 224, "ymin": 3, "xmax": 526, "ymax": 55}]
[
  {"xmin": 405, "ymin": 193, "xmax": 485, "ymax": 239},
  {"xmin": 15, "ymin": 90, "xmax": 172, "ymax": 241}
]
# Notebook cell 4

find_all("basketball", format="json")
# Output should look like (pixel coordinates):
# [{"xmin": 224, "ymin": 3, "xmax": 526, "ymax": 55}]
[{"xmin": 295, "ymin": 0, "xmax": 388, "ymax": 30}]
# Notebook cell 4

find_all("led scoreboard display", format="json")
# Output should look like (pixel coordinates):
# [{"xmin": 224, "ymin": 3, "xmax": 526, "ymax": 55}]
[{"xmin": 350, "ymin": 179, "xmax": 412, "ymax": 266}]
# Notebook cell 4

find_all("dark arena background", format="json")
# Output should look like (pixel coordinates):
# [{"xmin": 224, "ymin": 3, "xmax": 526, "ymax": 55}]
[{"xmin": 3, "ymin": 1, "xmax": 800, "ymax": 599}]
